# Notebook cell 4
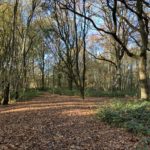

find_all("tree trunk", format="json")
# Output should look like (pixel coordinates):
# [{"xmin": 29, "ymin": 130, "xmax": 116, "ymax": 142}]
[
  {"xmin": 52, "ymin": 67, "xmax": 55, "ymax": 94},
  {"xmin": 41, "ymin": 43, "xmax": 45, "ymax": 90},
  {"xmin": 130, "ymin": 64, "xmax": 133, "ymax": 91},
  {"xmin": 139, "ymin": 55, "xmax": 149, "ymax": 100},
  {"xmin": 136, "ymin": 0, "xmax": 149, "ymax": 100},
  {"xmin": 41, "ymin": 69, "xmax": 44, "ymax": 90},
  {"xmin": 68, "ymin": 76, "xmax": 73, "ymax": 91},
  {"xmin": 2, "ymin": 83, "xmax": 10, "ymax": 105},
  {"xmin": 57, "ymin": 73, "xmax": 62, "ymax": 88},
  {"xmin": 113, "ymin": 62, "xmax": 121, "ymax": 91},
  {"xmin": 15, "ymin": 82, "xmax": 19, "ymax": 100},
  {"xmin": 15, "ymin": 91, "xmax": 19, "ymax": 100},
  {"xmin": 80, "ymin": 87, "xmax": 85, "ymax": 99},
  {"xmin": 116, "ymin": 62, "xmax": 122, "ymax": 91},
  {"xmin": 23, "ymin": 52, "xmax": 27, "ymax": 92}
]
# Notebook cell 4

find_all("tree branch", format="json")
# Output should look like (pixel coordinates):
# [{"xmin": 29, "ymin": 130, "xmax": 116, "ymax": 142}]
[{"xmin": 87, "ymin": 51, "xmax": 117, "ymax": 69}]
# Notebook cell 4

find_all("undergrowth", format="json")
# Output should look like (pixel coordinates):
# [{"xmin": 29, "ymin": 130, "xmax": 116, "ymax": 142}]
[
  {"xmin": 49, "ymin": 88, "xmax": 80, "ymax": 96},
  {"xmin": 97, "ymin": 100, "xmax": 150, "ymax": 136},
  {"xmin": 18, "ymin": 89, "xmax": 42, "ymax": 101},
  {"xmin": 49, "ymin": 87, "xmax": 136, "ymax": 97}
]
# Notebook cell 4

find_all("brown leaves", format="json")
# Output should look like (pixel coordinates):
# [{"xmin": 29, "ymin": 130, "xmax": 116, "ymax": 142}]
[{"xmin": 0, "ymin": 93, "xmax": 140, "ymax": 149}]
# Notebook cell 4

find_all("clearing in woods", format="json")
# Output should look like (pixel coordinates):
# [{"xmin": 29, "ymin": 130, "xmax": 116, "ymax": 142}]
[{"xmin": 0, "ymin": 93, "xmax": 140, "ymax": 150}]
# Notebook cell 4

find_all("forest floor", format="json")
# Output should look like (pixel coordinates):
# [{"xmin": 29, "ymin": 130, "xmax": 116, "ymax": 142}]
[{"xmin": 0, "ymin": 93, "xmax": 141, "ymax": 150}]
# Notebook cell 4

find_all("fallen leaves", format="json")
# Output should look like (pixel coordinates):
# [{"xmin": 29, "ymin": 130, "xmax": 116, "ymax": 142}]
[{"xmin": 0, "ymin": 93, "xmax": 142, "ymax": 149}]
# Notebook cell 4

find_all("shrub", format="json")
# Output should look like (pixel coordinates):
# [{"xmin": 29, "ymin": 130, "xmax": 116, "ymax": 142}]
[
  {"xmin": 136, "ymin": 137, "xmax": 150, "ymax": 150},
  {"xmin": 85, "ymin": 88, "xmax": 136, "ymax": 97},
  {"xmin": 49, "ymin": 87, "xmax": 136, "ymax": 98},
  {"xmin": 18, "ymin": 89, "xmax": 42, "ymax": 101},
  {"xmin": 97, "ymin": 100, "xmax": 150, "ymax": 135},
  {"xmin": 49, "ymin": 87, "xmax": 80, "ymax": 96}
]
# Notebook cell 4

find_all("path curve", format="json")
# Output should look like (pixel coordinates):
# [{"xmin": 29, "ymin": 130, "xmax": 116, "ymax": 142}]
[{"xmin": 0, "ymin": 93, "xmax": 139, "ymax": 150}]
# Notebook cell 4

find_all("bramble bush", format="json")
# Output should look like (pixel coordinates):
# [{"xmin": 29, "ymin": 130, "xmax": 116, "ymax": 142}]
[{"xmin": 97, "ymin": 100, "xmax": 150, "ymax": 135}]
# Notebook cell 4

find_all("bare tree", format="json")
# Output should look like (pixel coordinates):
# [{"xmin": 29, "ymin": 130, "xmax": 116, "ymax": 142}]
[{"xmin": 58, "ymin": 0, "xmax": 150, "ymax": 100}]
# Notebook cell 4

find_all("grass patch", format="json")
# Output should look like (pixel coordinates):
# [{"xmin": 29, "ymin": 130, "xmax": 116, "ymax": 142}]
[{"xmin": 97, "ymin": 100, "xmax": 150, "ymax": 135}]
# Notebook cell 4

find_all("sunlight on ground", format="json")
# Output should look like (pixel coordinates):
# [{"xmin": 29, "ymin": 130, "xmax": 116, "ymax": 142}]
[
  {"xmin": 0, "ymin": 100, "xmax": 97, "ymax": 115},
  {"xmin": 61, "ymin": 109, "xmax": 95, "ymax": 117}
]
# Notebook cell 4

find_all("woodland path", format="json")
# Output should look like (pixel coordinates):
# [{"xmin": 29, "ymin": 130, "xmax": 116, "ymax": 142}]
[{"xmin": 0, "ymin": 93, "xmax": 140, "ymax": 150}]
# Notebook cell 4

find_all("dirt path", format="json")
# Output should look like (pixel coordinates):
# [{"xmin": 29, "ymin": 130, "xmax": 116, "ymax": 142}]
[{"xmin": 0, "ymin": 93, "xmax": 139, "ymax": 150}]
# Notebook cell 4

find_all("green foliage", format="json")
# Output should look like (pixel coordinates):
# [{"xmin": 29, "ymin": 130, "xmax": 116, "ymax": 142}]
[
  {"xmin": 37, "ymin": 87, "xmax": 50, "ymax": 92},
  {"xmin": 136, "ymin": 137, "xmax": 150, "ymax": 150},
  {"xmin": 18, "ymin": 89, "xmax": 42, "ymax": 101},
  {"xmin": 85, "ymin": 88, "xmax": 137, "ymax": 97},
  {"xmin": 48, "ymin": 87, "xmax": 136, "ymax": 98},
  {"xmin": 97, "ymin": 100, "xmax": 150, "ymax": 135},
  {"xmin": 85, "ymin": 88, "xmax": 126, "ymax": 97},
  {"xmin": 49, "ymin": 88, "xmax": 80, "ymax": 96}
]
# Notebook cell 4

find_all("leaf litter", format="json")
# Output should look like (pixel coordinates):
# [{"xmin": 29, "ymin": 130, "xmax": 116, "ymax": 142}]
[{"xmin": 0, "ymin": 93, "xmax": 142, "ymax": 150}]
